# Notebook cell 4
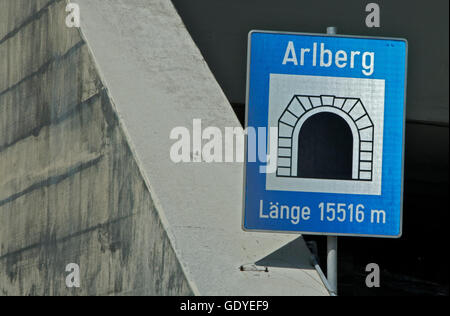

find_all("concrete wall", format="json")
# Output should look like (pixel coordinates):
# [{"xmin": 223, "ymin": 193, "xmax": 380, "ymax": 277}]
[
  {"xmin": 74, "ymin": 0, "xmax": 327, "ymax": 296},
  {"xmin": 1, "ymin": 0, "xmax": 327, "ymax": 296},
  {"xmin": 0, "ymin": 0, "xmax": 193, "ymax": 295}
]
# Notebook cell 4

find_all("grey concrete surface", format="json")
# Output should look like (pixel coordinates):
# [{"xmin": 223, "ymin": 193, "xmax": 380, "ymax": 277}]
[
  {"xmin": 0, "ymin": 0, "xmax": 192, "ymax": 295},
  {"xmin": 75, "ymin": 0, "xmax": 327, "ymax": 295},
  {"xmin": 0, "ymin": 0, "xmax": 328, "ymax": 295}
]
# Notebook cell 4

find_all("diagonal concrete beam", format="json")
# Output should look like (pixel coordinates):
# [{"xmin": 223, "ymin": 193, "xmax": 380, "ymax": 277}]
[{"xmin": 74, "ymin": 0, "xmax": 328, "ymax": 295}]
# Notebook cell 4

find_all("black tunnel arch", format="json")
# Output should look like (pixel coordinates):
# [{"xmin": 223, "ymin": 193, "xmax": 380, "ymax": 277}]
[{"xmin": 297, "ymin": 111, "xmax": 354, "ymax": 180}]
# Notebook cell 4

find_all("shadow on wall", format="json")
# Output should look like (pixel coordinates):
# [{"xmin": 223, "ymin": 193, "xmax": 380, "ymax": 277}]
[{"xmin": 255, "ymin": 237, "xmax": 314, "ymax": 270}]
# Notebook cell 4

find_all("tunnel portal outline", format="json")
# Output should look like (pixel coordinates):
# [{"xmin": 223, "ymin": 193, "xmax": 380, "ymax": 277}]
[{"xmin": 276, "ymin": 95, "xmax": 375, "ymax": 181}]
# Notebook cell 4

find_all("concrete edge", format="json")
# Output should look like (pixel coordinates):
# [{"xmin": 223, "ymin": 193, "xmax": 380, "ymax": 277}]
[{"xmin": 69, "ymin": 0, "xmax": 201, "ymax": 295}]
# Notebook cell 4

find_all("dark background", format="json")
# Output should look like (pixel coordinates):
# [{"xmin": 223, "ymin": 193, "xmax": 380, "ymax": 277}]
[{"xmin": 172, "ymin": 0, "xmax": 449, "ymax": 295}]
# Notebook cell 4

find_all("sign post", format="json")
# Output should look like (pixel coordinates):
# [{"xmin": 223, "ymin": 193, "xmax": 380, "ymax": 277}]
[
  {"xmin": 242, "ymin": 27, "xmax": 408, "ymax": 294},
  {"xmin": 326, "ymin": 26, "xmax": 338, "ymax": 296}
]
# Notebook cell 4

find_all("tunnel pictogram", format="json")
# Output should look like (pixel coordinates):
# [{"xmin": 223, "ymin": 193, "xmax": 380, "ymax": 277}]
[{"xmin": 276, "ymin": 95, "xmax": 374, "ymax": 181}]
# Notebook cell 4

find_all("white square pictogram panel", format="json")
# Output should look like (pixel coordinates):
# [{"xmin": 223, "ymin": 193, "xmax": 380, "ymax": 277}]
[{"xmin": 265, "ymin": 74, "xmax": 385, "ymax": 195}]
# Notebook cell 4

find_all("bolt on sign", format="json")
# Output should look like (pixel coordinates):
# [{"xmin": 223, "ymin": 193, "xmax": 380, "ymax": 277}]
[{"xmin": 242, "ymin": 31, "xmax": 408, "ymax": 237}]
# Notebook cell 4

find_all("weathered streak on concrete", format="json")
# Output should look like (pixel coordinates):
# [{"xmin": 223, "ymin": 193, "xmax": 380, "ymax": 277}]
[
  {"xmin": 0, "ymin": 43, "xmax": 99, "ymax": 150},
  {"xmin": 0, "ymin": 0, "xmax": 193, "ymax": 295},
  {"xmin": 0, "ymin": 93, "xmax": 104, "ymax": 203},
  {"xmin": 0, "ymin": 0, "xmax": 81, "ymax": 93},
  {"xmin": 0, "ymin": 0, "xmax": 55, "ymax": 39}
]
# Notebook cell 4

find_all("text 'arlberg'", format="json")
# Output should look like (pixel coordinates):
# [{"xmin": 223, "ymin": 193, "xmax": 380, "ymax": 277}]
[{"xmin": 282, "ymin": 41, "xmax": 375, "ymax": 76}]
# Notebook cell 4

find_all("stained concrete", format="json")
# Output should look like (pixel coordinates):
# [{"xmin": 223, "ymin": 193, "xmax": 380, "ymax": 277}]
[
  {"xmin": 0, "ymin": 0, "xmax": 192, "ymax": 295},
  {"xmin": 0, "ymin": 0, "xmax": 328, "ymax": 295}
]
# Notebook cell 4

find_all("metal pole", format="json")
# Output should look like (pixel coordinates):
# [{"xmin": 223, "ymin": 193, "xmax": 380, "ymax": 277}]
[
  {"xmin": 326, "ymin": 26, "xmax": 338, "ymax": 296},
  {"xmin": 327, "ymin": 236, "xmax": 338, "ymax": 295},
  {"xmin": 326, "ymin": 26, "xmax": 338, "ymax": 35}
]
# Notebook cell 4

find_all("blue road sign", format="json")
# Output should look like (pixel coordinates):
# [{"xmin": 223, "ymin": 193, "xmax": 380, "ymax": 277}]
[{"xmin": 243, "ymin": 31, "xmax": 407, "ymax": 238}]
